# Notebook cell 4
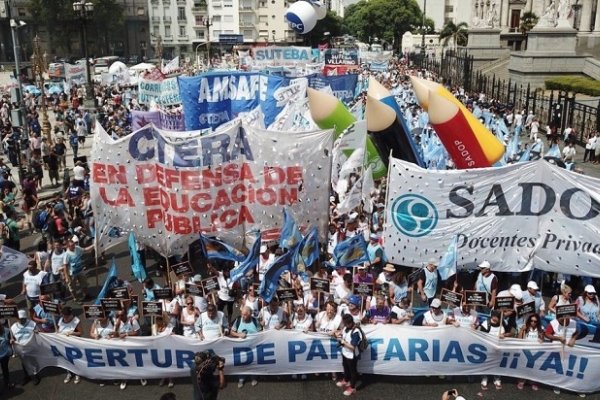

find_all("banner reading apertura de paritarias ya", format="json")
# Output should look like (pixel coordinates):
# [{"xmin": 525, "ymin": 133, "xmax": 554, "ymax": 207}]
[
  {"xmin": 138, "ymin": 77, "xmax": 181, "ymax": 106},
  {"xmin": 20, "ymin": 325, "xmax": 600, "ymax": 393},
  {"xmin": 384, "ymin": 157, "xmax": 600, "ymax": 276},
  {"xmin": 90, "ymin": 122, "xmax": 332, "ymax": 255},
  {"xmin": 178, "ymin": 72, "xmax": 302, "ymax": 131}
]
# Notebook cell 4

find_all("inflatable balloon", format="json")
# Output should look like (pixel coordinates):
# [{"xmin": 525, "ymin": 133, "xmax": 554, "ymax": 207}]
[
  {"xmin": 285, "ymin": 1, "xmax": 318, "ymax": 34},
  {"xmin": 310, "ymin": 0, "xmax": 327, "ymax": 20}
]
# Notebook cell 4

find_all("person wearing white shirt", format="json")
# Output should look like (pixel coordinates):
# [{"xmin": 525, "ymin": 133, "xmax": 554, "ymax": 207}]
[
  {"xmin": 113, "ymin": 309, "xmax": 145, "ymax": 389},
  {"xmin": 11, "ymin": 309, "xmax": 40, "ymax": 385},
  {"xmin": 257, "ymin": 246, "xmax": 274, "ymax": 282},
  {"xmin": 563, "ymin": 142, "xmax": 576, "ymax": 163},
  {"xmin": 58, "ymin": 307, "xmax": 82, "ymax": 385},
  {"xmin": 422, "ymin": 298, "xmax": 449, "ymax": 327},
  {"xmin": 259, "ymin": 298, "xmax": 288, "ymax": 330},
  {"xmin": 21, "ymin": 261, "xmax": 48, "ymax": 310},
  {"xmin": 196, "ymin": 304, "xmax": 228, "ymax": 340}
]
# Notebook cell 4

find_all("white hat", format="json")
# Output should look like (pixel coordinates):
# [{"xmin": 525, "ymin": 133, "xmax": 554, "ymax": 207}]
[
  {"xmin": 431, "ymin": 298, "xmax": 442, "ymax": 308},
  {"xmin": 527, "ymin": 281, "xmax": 539, "ymax": 290},
  {"xmin": 456, "ymin": 397, "xmax": 466, "ymax": 400},
  {"xmin": 70, "ymin": 235, "xmax": 79, "ymax": 243},
  {"xmin": 477, "ymin": 260, "xmax": 491, "ymax": 269},
  {"xmin": 383, "ymin": 264, "xmax": 396, "ymax": 273},
  {"xmin": 427, "ymin": 257, "xmax": 437, "ymax": 266},
  {"xmin": 329, "ymin": 196, "xmax": 335, "ymax": 202},
  {"xmin": 357, "ymin": 264, "xmax": 367, "ymax": 270},
  {"xmin": 193, "ymin": 274, "xmax": 202, "ymax": 282},
  {"xmin": 369, "ymin": 233, "xmax": 379, "ymax": 241},
  {"xmin": 260, "ymin": 245, "xmax": 268, "ymax": 253},
  {"xmin": 17, "ymin": 309, "xmax": 27, "ymax": 319},
  {"xmin": 509, "ymin": 284, "xmax": 523, "ymax": 300},
  {"xmin": 585, "ymin": 284, "xmax": 597, "ymax": 294}
]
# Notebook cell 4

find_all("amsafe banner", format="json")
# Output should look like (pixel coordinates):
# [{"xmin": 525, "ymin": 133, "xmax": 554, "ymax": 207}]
[
  {"xmin": 384, "ymin": 157, "xmax": 600, "ymax": 276},
  {"xmin": 90, "ymin": 122, "xmax": 332, "ymax": 255},
  {"xmin": 21, "ymin": 326, "xmax": 600, "ymax": 393}
]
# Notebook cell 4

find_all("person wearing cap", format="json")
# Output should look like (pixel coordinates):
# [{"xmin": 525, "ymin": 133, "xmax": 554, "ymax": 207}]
[
  {"xmin": 340, "ymin": 295, "xmax": 365, "ymax": 325},
  {"xmin": 57, "ymin": 306, "xmax": 82, "ymax": 384},
  {"xmin": 353, "ymin": 265, "xmax": 374, "ymax": 285},
  {"xmin": 21, "ymin": 260, "xmax": 48, "ymax": 310},
  {"xmin": 576, "ymin": 284, "xmax": 599, "ymax": 324},
  {"xmin": 63, "ymin": 236, "xmax": 94, "ymax": 302},
  {"xmin": 376, "ymin": 264, "xmax": 395, "ymax": 286},
  {"xmin": 327, "ymin": 223, "xmax": 339, "ymax": 256},
  {"xmin": 416, "ymin": 260, "xmax": 440, "ymax": 306},
  {"xmin": 10, "ymin": 309, "xmax": 40, "ymax": 386},
  {"xmin": 474, "ymin": 260, "xmax": 498, "ymax": 309},
  {"xmin": 366, "ymin": 233, "xmax": 385, "ymax": 276},
  {"xmin": 422, "ymin": 298, "xmax": 450, "ymax": 327},
  {"xmin": 478, "ymin": 311, "xmax": 505, "ymax": 390},
  {"xmin": 522, "ymin": 281, "xmax": 546, "ymax": 316},
  {"xmin": 496, "ymin": 283, "xmax": 524, "ymax": 335},
  {"xmin": 257, "ymin": 244, "xmax": 274, "ymax": 282}
]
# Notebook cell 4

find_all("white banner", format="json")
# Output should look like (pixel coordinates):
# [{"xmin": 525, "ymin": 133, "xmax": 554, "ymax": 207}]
[
  {"xmin": 138, "ymin": 77, "xmax": 181, "ymax": 106},
  {"xmin": 251, "ymin": 46, "xmax": 311, "ymax": 67},
  {"xmin": 91, "ymin": 122, "xmax": 333, "ymax": 255},
  {"xmin": 384, "ymin": 158, "xmax": 600, "ymax": 276},
  {"xmin": 20, "ymin": 325, "xmax": 600, "ymax": 393},
  {"xmin": 0, "ymin": 245, "xmax": 28, "ymax": 283},
  {"xmin": 64, "ymin": 61, "xmax": 88, "ymax": 86}
]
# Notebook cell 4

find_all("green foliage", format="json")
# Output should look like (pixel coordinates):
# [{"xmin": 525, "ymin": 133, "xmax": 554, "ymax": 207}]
[
  {"xmin": 545, "ymin": 76, "xmax": 600, "ymax": 96},
  {"xmin": 343, "ymin": 0, "xmax": 422, "ymax": 51},
  {"xmin": 306, "ymin": 11, "xmax": 344, "ymax": 47},
  {"xmin": 439, "ymin": 21, "xmax": 468, "ymax": 48},
  {"xmin": 520, "ymin": 11, "xmax": 538, "ymax": 34}
]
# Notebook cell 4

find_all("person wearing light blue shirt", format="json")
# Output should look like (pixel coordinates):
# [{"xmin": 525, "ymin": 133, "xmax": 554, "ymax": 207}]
[{"xmin": 0, "ymin": 322, "xmax": 13, "ymax": 390}]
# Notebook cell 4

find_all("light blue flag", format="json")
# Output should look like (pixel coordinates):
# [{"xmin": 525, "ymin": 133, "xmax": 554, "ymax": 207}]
[
  {"xmin": 519, "ymin": 145, "xmax": 532, "ymax": 163},
  {"xmin": 129, "ymin": 232, "xmax": 147, "ymax": 282},
  {"xmin": 333, "ymin": 234, "xmax": 369, "ymax": 268},
  {"xmin": 259, "ymin": 244, "xmax": 300, "ymax": 302},
  {"xmin": 438, "ymin": 235, "xmax": 458, "ymax": 281},
  {"xmin": 297, "ymin": 226, "xmax": 320, "ymax": 268},
  {"xmin": 279, "ymin": 208, "xmax": 303, "ymax": 250},
  {"xmin": 229, "ymin": 232, "xmax": 262, "ymax": 283},
  {"xmin": 506, "ymin": 133, "xmax": 520, "ymax": 160},
  {"xmin": 546, "ymin": 143, "xmax": 561, "ymax": 158},
  {"xmin": 200, "ymin": 234, "xmax": 245, "ymax": 262},
  {"xmin": 94, "ymin": 258, "xmax": 118, "ymax": 305}
]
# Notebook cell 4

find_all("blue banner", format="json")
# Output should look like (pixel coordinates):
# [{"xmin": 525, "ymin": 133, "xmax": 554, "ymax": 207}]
[
  {"xmin": 307, "ymin": 74, "xmax": 358, "ymax": 104},
  {"xmin": 178, "ymin": 72, "xmax": 291, "ymax": 130}
]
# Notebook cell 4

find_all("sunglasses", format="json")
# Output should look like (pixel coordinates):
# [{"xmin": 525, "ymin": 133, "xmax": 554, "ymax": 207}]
[
  {"xmin": 531, "ymin": 319, "xmax": 539, "ymax": 323},
  {"xmin": 186, "ymin": 302, "xmax": 194, "ymax": 305}
]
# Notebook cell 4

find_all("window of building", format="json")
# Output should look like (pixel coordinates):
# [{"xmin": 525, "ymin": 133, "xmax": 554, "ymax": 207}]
[
  {"xmin": 259, "ymin": 15, "xmax": 268, "ymax": 23},
  {"xmin": 212, "ymin": 15, "xmax": 221, "ymax": 22},
  {"xmin": 243, "ymin": 29, "xmax": 254, "ymax": 37},
  {"xmin": 179, "ymin": 26, "xmax": 186, "ymax": 36},
  {"xmin": 152, "ymin": 7, "xmax": 158, "ymax": 15},
  {"xmin": 196, "ymin": 30, "xmax": 205, "ymax": 38},
  {"xmin": 510, "ymin": 9, "xmax": 521, "ymax": 30},
  {"xmin": 224, "ymin": 15, "xmax": 233, "ymax": 22},
  {"xmin": 137, "ymin": 7, "xmax": 145, "ymax": 16},
  {"xmin": 445, "ymin": 5, "xmax": 453, "ymax": 13},
  {"xmin": 178, "ymin": 6, "xmax": 186, "ymax": 19},
  {"xmin": 259, "ymin": 29, "xmax": 268, "ymax": 37},
  {"xmin": 181, "ymin": 45, "xmax": 188, "ymax": 52},
  {"xmin": 259, "ymin": 1, "xmax": 266, "ymax": 7},
  {"xmin": 153, "ymin": 25, "xmax": 160, "ymax": 35},
  {"xmin": 224, "ymin": 0, "xmax": 233, "ymax": 7},
  {"xmin": 165, "ymin": 25, "xmax": 172, "ymax": 36}
]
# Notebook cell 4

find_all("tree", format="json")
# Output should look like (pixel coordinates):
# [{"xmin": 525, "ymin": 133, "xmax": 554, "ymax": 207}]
[
  {"xmin": 519, "ymin": 11, "xmax": 538, "ymax": 50},
  {"xmin": 305, "ymin": 11, "xmax": 344, "ymax": 47},
  {"xmin": 439, "ymin": 21, "xmax": 468, "ymax": 49},
  {"xmin": 344, "ymin": 0, "xmax": 422, "ymax": 52}
]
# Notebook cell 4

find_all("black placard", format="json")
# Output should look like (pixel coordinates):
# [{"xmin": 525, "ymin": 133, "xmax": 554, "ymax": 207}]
[
  {"xmin": 202, "ymin": 277, "xmax": 219, "ymax": 296},
  {"xmin": 556, "ymin": 303, "xmax": 578, "ymax": 318},
  {"xmin": 153, "ymin": 288, "xmax": 173, "ymax": 300},
  {"xmin": 101, "ymin": 298, "xmax": 123, "ymax": 311},
  {"xmin": 186, "ymin": 283, "xmax": 203, "ymax": 296},
  {"xmin": 172, "ymin": 261, "xmax": 193, "ymax": 277},
  {"xmin": 311, "ymin": 278, "xmax": 330, "ymax": 293},
  {"xmin": 441, "ymin": 289, "xmax": 463, "ymax": 308},
  {"xmin": 277, "ymin": 288, "xmax": 298, "ymax": 302},
  {"xmin": 142, "ymin": 301, "xmax": 163, "ymax": 317},
  {"xmin": 0, "ymin": 305, "xmax": 17, "ymax": 318},
  {"xmin": 110, "ymin": 287, "xmax": 130, "ymax": 299},
  {"xmin": 83, "ymin": 305, "xmax": 105, "ymax": 319},
  {"xmin": 353, "ymin": 282, "xmax": 374, "ymax": 297},
  {"xmin": 40, "ymin": 281, "xmax": 62, "ymax": 295},
  {"xmin": 464, "ymin": 291, "xmax": 488, "ymax": 306},
  {"xmin": 41, "ymin": 301, "xmax": 61, "ymax": 314},
  {"xmin": 130, "ymin": 295, "xmax": 139, "ymax": 308},
  {"xmin": 495, "ymin": 296, "xmax": 515, "ymax": 310},
  {"xmin": 517, "ymin": 301, "xmax": 536, "ymax": 318}
]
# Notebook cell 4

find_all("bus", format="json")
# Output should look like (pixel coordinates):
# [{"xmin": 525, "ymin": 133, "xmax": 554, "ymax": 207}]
[{"xmin": 94, "ymin": 56, "xmax": 120, "ymax": 74}]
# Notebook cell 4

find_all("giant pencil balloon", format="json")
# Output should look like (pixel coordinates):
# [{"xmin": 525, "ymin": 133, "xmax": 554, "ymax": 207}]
[
  {"xmin": 367, "ymin": 77, "xmax": 425, "ymax": 167},
  {"xmin": 366, "ymin": 94, "xmax": 423, "ymax": 167},
  {"xmin": 428, "ymin": 90, "xmax": 490, "ymax": 169},
  {"xmin": 410, "ymin": 76, "xmax": 505, "ymax": 166},
  {"xmin": 307, "ymin": 88, "xmax": 386, "ymax": 179}
]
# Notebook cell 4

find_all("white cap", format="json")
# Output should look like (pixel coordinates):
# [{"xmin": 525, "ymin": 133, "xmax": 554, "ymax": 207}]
[
  {"xmin": 17, "ymin": 309, "xmax": 27, "ymax": 319},
  {"xmin": 70, "ymin": 235, "xmax": 79, "ymax": 243},
  {"xmin": 478, "ymin": 260, "xmax": 491, "ymax": 269},
  {"xmin": 527, "ymin": 281, "xmax": 539, "ymax": 290},
  {"xmin": 585, "ymin": 284, "xmax": 597, "ymax": 294},
  {"xmin": 329, "ymin": 196, "xmax": 335, "ymax": 202},
  {"xmin": 430, "ymin": 298, "xmax": 442, "ymax": 308},
  {"xmin": 260, "ymin": 245, "xmax": 268, "ymax": 253},
  {"xmin": 509, "ymin": 284, "xmax": 523, "ymax": 300},
  {"xmin": 193, "ymin": 274, "xmax": 202, "ymax": 282},
  {"xmin": 456, "ymin": 396, "xmax": 466, "ymax": 400},
  {"xmin": 357, "ymin": 264, "xmax": 367, "ymax": 270}
]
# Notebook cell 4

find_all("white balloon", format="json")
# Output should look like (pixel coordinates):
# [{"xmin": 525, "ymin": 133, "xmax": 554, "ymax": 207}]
[
  {"xmin": 311, "ymin": 0, "xmax": 327, "ymax": 20},
  {"xmin": 285, "ymin": 1, "xmax": 318, "ymax": 34}
]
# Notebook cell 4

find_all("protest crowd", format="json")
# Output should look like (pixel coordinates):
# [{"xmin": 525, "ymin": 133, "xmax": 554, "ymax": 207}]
[{"xmin": 0, "ymin": 53, "xmax": 598, "ymax": 400}]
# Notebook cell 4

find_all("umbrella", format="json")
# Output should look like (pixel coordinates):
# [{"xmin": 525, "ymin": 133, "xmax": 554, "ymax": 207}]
[
  {"xmin": 47, "ymin": 85, "xmax": 63, "ymax": 95},
  {"xmin": 23, "ymin": 85, "xmax": 41, "ymax": 96}
]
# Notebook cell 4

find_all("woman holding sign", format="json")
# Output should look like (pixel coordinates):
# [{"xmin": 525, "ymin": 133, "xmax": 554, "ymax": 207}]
[{"xmin": 517, "ymin": 314, "xmax": 544, "ymax": 391}]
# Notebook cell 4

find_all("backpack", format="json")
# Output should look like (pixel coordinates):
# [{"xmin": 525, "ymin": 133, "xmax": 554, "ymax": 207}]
[
  {"xmin": 234, "ymin": 316, "xmax": 259, "ymax": 332},
  {"xmin": 33, "ymin": 210, "xmax": 50, "ymax": 231},
  {"xmin": 354, "ymin": 327, "xmax": 369, "ymax": 353}
]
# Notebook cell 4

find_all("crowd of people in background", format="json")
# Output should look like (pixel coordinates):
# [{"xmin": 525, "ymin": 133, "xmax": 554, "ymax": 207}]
[{"xmin": 0, "ymin": 56, "xmax": 596, "ymax": 399}]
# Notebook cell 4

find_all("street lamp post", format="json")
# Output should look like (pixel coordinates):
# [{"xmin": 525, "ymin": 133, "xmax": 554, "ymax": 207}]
[
  {"xmin": 10, "ymin": 18, "xmax": 27, "ymax": 183},
  {"xmin": 73, "ymin": 1, "xmax": 95, "ymax": 109},
  {"xmin": 31, "ymin": 35, "xmax": 52, "ymax": 143},
  {"xmin": 420, "ymin": 0, "xmax": 427, "ymax": 57},
  {"xmin": 202, "ymin": 16, "xmax": 213, "ymax": 66}
]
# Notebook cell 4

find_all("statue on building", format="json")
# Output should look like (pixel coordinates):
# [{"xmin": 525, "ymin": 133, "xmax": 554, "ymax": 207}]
[
  {"xmin": 486, "ymin": 2, "xmax": 500, "ymax": 29},
  {"xmin": 556, "ymin": 0, "xmax": 572, "ymax": 28},
  {"xmin": 536, "ymin": 0, "xmax": 557, "ymax": 28}
]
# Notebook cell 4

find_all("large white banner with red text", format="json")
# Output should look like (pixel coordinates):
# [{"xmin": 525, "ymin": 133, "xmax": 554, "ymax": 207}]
[
  {"xmin": 90, "ymin": 123, "xmax": 333, "ymax": 255},
  {"xmin": 19, "ymin": 326, "xmax": 600, "ymax": 393}
]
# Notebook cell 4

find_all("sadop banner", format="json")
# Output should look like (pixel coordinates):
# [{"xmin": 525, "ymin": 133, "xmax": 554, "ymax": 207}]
[
  {"xmin": 178, "ymin": 72, "xmax": 303, "ymax": 130},
  {"xmin": 64, "ymin": 61, "xmax": 88, "ymax": 86},
  {"xmin": 138, "ymin": 77, "xmax": 181, "ymax": 106},
  {"xmin": 20, "ymin": 325, "xmax": 600, "ymax": 393},
  {"xmin": 251, "ymin": 46, "xmax": 311, "ymax": 67},
  {"xmin": 384, "ymin": 157, "xmax": 600, "ymax": 276},
  {"xmin": 90, "ymin": 122, "xmax": 332, "ymax": 255},
  {"xmin": 307, "ymin": 74, "xmax": 358, "ymax": 104}
]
